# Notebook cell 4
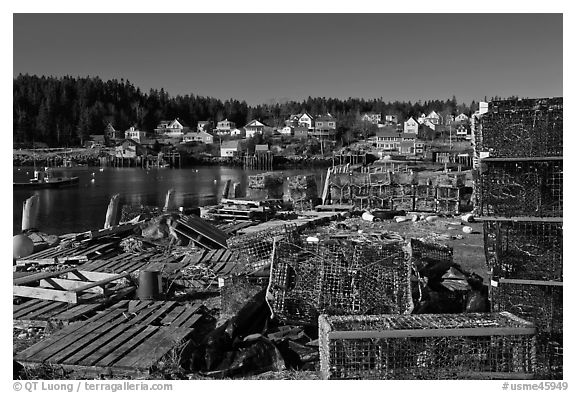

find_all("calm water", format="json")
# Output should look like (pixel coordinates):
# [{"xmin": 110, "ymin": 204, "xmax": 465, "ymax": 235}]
[{"xmin": 13, "ymin": 166, "xmax": 327, "ymax": 235}]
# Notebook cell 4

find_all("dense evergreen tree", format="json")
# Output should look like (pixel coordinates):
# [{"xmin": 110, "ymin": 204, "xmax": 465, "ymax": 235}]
[{"xmin": 14, "ymin": 74, "xmax": 486, "ymax": 147}]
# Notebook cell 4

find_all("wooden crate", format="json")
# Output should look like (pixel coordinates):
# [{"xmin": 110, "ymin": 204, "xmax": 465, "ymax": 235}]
[{"xmin": 319, "ymin": 312, "xmax": 536, "ymax": 380}]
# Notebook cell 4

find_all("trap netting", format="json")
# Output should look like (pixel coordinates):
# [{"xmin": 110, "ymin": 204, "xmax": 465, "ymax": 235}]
[
  {"xmin": 483, "ymin": 219, "xmax": 562, "ymax": 281},
  {"xmin": 476, "ymin": 98, "xmax": 563, "ymax": 158},
  {"xmin": 267, "ymin": 237, "xmax": 412, "ymax": 325},
  {"xmin": 477, "ymin": 160, "xmax": 562, "ymax": 217},
  {"xmin": 319, "ymin": 312, "xmax": 536, "ymax": 380},
  {"xmin": 227, "ymin": 223, "xmax": 299, "ymax": 270}
]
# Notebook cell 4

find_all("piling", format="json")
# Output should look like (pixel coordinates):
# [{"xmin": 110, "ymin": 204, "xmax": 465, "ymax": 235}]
[
  {"xmin": 163, "ymin": 189, "xmax": 176, "ymax": 212},
  {"xmin": 221, "ymin": 180, "xmax": 232, "ymax": 199},
  {"xmin": 21, "ymin": 195, "xmax": 40, "ymax": 232},
  {"xmin": 104, "ymin": 194, "xmax": 121, "ymax": 229},
  {"xmin": 232, "ymin": 182, "xmax": 243, "ymax": 198}
]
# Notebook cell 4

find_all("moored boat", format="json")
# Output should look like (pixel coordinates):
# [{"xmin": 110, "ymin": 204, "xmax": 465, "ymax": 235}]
[{"xmin": 13, "ymin": 168, "xmax": 80, "ymax": 189}]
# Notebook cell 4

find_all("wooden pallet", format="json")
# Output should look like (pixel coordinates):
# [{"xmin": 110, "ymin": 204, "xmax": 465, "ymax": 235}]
[
  {"xmin": 13, "ymin": 287, "xmax": 135, "ymax": 329},
  {"xmin": 14, "ymin": 300, "xmax": 206, "ymax": 377},
  {"xmin": 14, "ymin": 269, "xmax": 132, "ymax": 304},
  {"xmin": 16, "ymin": 239, "xmax": 120, "ymax": 267},
  {"xmin": 175, "ymin": 215, "xmax": 228, "ymax": 249},
  {"xmin": 80, "ymin": 251, "xmax": 157, "ymax": 274}
]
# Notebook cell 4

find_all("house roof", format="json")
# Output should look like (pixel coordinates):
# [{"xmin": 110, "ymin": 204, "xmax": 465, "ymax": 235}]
[
  {"xmin": 400, "ymin": 133, "xmax": 416, "ymax": 139},
  {"xmin": 221, "ymin": 140, "xmax": 239, "ymax": 149},
  {"xmin": 116, "ymin": 138, "xmax": 144, "ymax": 148},
  {"xmin": 245, "ymin": 119, "xmax": 266, "ymax": 128},
  {"xmin": 374, "ymin": 126, "xmax": 399, "ymax": 137},
  {"xmin": 255, "ymin": 144, "xmax": 269, "ymax": 151},
  {"xmin": 316, "ymin": 114, "xmax": 336, "ymax": 122},
  {"xmin": 198, "ymin": 120, "xmax": 211, "ymax": 125},
  {"xmin": 405, "ymin": 117, "xmax": 418, "ymax": 124}
]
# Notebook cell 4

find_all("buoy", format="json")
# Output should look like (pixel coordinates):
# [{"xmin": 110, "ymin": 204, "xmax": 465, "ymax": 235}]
[
  {"xmin": 306, "ymin": 236, "xmax": 319, "ymax": 243},
  {"xmin": 13, "ymin": 234, "xmax": 34, "ymax": 259},
  {"xmin": 462, "ymin": 226, "xmax": 473, "ymax": 234},
  {"xmin": 461, "ymin": 213, "xmax": 475, "ymax": 223},
  {"xmin": 91, "ymin": 172, "xmax": 95, "ymax": 177},
  {"xmin": 361, "ymin": 212, "xmax": 375, "ymax": 222}
]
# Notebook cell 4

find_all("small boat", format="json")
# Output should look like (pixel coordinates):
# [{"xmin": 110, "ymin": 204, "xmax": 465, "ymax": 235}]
[{"xmin": 13, "ymin": 168, "xmax": 80, "ymax": 189}]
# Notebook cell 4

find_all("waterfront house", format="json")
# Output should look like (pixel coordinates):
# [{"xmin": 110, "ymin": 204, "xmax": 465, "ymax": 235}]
[
  {"xmin": 182, "ymin": 131, "xmax": 214, "ymax": 144},
  {"xmin": 154, "ymin": 119, "xmax": 190, "ymax": 138},
  {"xmin": 455, "ymin": 123, "xmax": 471, "ymax": 140},
  {"xmin": 361, "ymin": 112, "xmax": 382, "ymax": 125},
  {"xmin": 426, "ymin": 111, "xmax": 441, "ymax": 125},
  {"xmin": 220, "ymin": 140, "xmax": 240, "ymax": 157},
  {"xmin": 286, "ymin": 112, "xmax": 315, "ymax": 130},
  {"xmin": 216, "ymin": 119, "xmax": 236, "ymax": 135},
  {"xmin": 115, "ymin": 139, "xmax": 148, "ymax": 158},
  {"xmin": 312, "ymin": 114, "xmax": 337, "ymax": 137},
  {"xmin": 230, "ymin": 128, "xmax": 244, "ymax": 137},
  {"xmin": 104, "ymin": 123, "xmax": 123, "ymax": 145},
  {"xmin": 197, "ymin": 120, "xmax": 213, "ymax": 132},
  {"xmin": 280, "ymin": 126, "xmax": 294, "ymax": 136},
  {"xmin": 86, "ymin": 135, "xmax": 105, "ymax": 148},
  {"xmin": 255, "ymin": 144, "xmax": 269, "ymax": 153},
  {"xmin": 245, "ymin": 120, "xmax": 266, "ymax": 138},
  {"xmin": 385, "ymin": 114, "xmax": 398, "ymax": 125},
  {"xmin": 124, "ymin": 126, "xmax": 148, "ymax": 144},
  {"xmin": 371, "ymin": 127, "xmax": 401, "ymax": 151},
  {"xmin": 404, "ymin": 117, "xmax": 419, "ymax": 134}
]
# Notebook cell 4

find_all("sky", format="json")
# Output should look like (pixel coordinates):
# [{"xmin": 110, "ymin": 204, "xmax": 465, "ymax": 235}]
[{"xmin": 13, "ymin": 13, "xmax": 562, "ymax": 106}]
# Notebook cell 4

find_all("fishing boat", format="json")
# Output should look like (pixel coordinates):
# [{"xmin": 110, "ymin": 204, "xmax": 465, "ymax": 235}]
[{"xmin": 13, "ymin": 168, "xmax": 80, "ymax": 189}]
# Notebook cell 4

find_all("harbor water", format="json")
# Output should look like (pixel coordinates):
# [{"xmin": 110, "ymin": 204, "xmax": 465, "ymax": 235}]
[{"xmin": 13, "ymin": 166, "xmax": 327, "ymax": 236}]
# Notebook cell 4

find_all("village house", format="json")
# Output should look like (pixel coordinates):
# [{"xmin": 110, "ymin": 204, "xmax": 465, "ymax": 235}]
[
  {"xmin": 104, "ymin": 123, "xmax": 123, "ymax": 145},
  {"xmin": 255, "ymin": 144, "xmax": 269, "ymax": 153},
  {"xmin": 124, "ymin": 126, "xmax": 148, "ymax": 144},
  {"xmin": 230, "ymin": 128, "xmax": 244, "ymax": 137},
  {"xmin": 154, "ymin": 119, "xmax": 190, "ymax": 138},
  {"xmin": 361, "ymin": 112, "xmax": 381, "ymax": 125},
  {"xmin": 455, "ymin": 123, "xmax": 471, "ymax": 140},
  {"xmin": 385, "ymin": 114, "xmax": 398, "ymax": 124},
  {"xmin": 182, "ymin": 131, "xmax": 214, "ymax": 144},
  {"xmin": 454, "ymin": 113, "xmax": 470, "ymax": 123},
  {"xmin": 312, "ymin": 114, "xmax": 337, "ymax": 137},
  {"xmin": 244, "ymin": 119, "xmax": 266, "ymax": 138},
  {"xmin": 215, "ymin": 119, "xmax": 236, "ymax": 135},
  {"xmin": 220, "ymin": 140, "xmax": 240, "ymax": 157},
  {"xmin": 85, "ymin": 135, "xmax": 106, "ymax": 148},
  {"xmin": 286, "ymin": 112, "xmax": 315, "ymax": 130},
  {"xmin": 280, "ymin": 126, "xmax": 294, "ymax": 136},
  {"xmin": 197, "ymin": 120, "xmax": 213, "ymax": 132},
  {"xmin": 403, "ymin": 117, "xmax": 419, "ymax": 134},
  {"xmin": 115, "ymin": 139, "xmax": 148, "ymax": 158},
  {"xmin": 371, "ymin": 127, "xmax": 401, "ymax": 151}
]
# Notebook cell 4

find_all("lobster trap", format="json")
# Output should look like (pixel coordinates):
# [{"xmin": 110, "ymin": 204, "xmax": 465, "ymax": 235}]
[
  {"xmin": 227, "ymin": 223, "xmax": 299, "ymax": 270},
  {"xmin": 267, "ymin": 237, "xmax": 412, "ymax": 325},
  {"xmin": 477, "ymin": 158, "xmax": 562, "ymax": 217},
  {"xmin": 319, "ymin": 312, "xmax": 536, "ymax": 380},
  {"xmin": 483, "ymin": 218, "xmax": 562, "ymax": 281},
  {"xmin": 410, "ymin": 238, "xmax": 453, "ymax": 270},
  {"xmin": 476, "ymin": 98, "xmax": 563, "ymax": 158},
  {"xmin": 490, "ymin": 280, "xmax": 563, "ymax": 379}
]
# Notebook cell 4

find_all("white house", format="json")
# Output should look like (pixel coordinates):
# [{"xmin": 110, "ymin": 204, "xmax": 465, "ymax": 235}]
[
  {"xmin": 124, "ymin": 126, "xmax": 148, "ymax": 144},
  {"xmin": 220, "ymin": 140, "xmax": 240, "ymax": 157},
  {"xmin": 216, "ymin": 119, "xmax": 236, "ymax": 135},
  {"xmin": 403, "ymin": 117, "xmax": 419, "ymax": 134},
  {"xmin": 426, "ymin": 111, "xmax": 440, "ymax": 125},
  {"xmin": 280, "ymin": 126, "xmax": 294, "ymax": 135},
  {"xmin": 182, "ymin": 131, "xmax": 214, "ymax": 144},
  {"xmin": 245, "ymin": 119, "xmax": 266, "ymax": 138},
  {"xmin": 361, "ymin": 112, "xmax": 381, "ymax": 125},
  {"xmin": 155, "ymin": 119, "xmax": 189, "ymax": 138},
  {"xmin": 286, "ymin": 112, "xmax": 314, "ymax": 130},
  {"xmin": 385, "ymin": 114, "xmax": 398, "ymax": 124},
  {"xmin": 454, "ymin": 113, "xmax": 469, "ymax": 123},
  {"xmin": 230, "ymin": 128, "xmax": 244, "ymax": 137}
]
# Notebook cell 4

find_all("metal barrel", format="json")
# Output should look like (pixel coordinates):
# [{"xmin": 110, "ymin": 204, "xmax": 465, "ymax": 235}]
[{"xmin": 138, "ymin": 270, "xmax": 161, "ymax": 300}]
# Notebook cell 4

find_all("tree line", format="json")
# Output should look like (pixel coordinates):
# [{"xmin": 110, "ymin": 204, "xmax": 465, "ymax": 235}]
[{"xmin": 14, "ymin": 74, "xmax": 484, "ymax": 147}]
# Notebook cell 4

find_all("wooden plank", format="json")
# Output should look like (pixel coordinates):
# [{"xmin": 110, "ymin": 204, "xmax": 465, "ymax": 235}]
[
  {"xmin": 17, "ymin": 301, "xmax": 66, "ymax": 321},
  {"xmin": 169, "ymin": 304, "xmax": 202, "ymax": 328},
  {"xmin": 94, "ymin": 326, "xmax": 159, "ymax": 367},
  {"xmin": 113, "ymin": 327, "xmax": 193, "ymax": 370},
  {"xmin": 40, "ymin": 278, "xmax": 107, "ymax": 295},
  {"xmin": 52, "ymin": 303, "xmax": 106, "ymax": 322},
  {"xmin": 178, "ymin": 313, "xmax": 203, "ymax": 329},
  {"xmin": 475, "ymin": 216, "xmax": 563, "ymax": 223},
  {"xmin": 14, "ymin": 309, "xmax": 125, "ymax": 362},
  {"xmin": 128, "ymin": 300, "xmax": 155, "ymax": 314},
  {"xmin": 66, "ymin": 270, "xmax": 122, "ymax": 282},
  {"xmin": 160, "ymin": 306, "xmax": 187, "ymax": 326},
  {"xmin": 13, "ymin": 286, "xmax": 78, "ymax": 303},
  {"xmin": 71, "ymin": 272, "xmax": 131, "ymax": 293},
  {"xmin": 13, "ymin": 299, "xmax": 49, "ymax": 318},
  {"xmin": 76, "ymin": 325, "xmax": 148, "ymax": 366},
  {"xmin": 13, "ymin": 267, "xmax": 78, "ymax": 286},
  {"xmin": 138, "ymin": 301, "xmax": 178, "ymax": 326},
  {"xmin": 328, "ymin": 327, "xmax": 536, "ymax": 340},
  {"xmin": 498, "ymin": 279, "xmax": 563, "ymax": 287},
  {"xmin": 57, "ymin": 323, "xmax": 140, "ymax": 365}
]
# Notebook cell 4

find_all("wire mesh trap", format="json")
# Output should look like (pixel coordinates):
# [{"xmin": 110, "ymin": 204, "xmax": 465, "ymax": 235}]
[
  {"xmin": 267, "ymin": 237, "xmax": 412, "ymax": 325},
  {"xmin": 477, "ymin": 159, "xmax": 562, "ymax": 217},
  {"xmin": 319, "ymin": 312, "xmax": 536, "ymax": 380},
  {"xmin": 476, "ymin": 98, "xmax": 563, "ymax": 158},
  {"xmin": 483, "ymin": 219, "xmax": 562, "ymax": 281}
]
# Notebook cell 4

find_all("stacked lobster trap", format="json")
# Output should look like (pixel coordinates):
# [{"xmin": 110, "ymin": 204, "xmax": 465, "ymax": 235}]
[
  {"xmin": 325, "ymin": 166, "xmax": 467, "ymax": 215},
  {"xmin": 475, "ymin": 97, "xmax": 563, "ymax": 379}
]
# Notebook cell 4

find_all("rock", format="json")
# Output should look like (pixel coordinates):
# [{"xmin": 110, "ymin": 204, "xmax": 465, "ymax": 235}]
[
  {"xmin": 462, "ymin": 226, "xmax": 473, "ymax": 234},
  {"xmin": 395, "ymin": 216, "xmax": 408, "ymax": 223},
  {"xmin": 461, "ymin": 213, "xmax": 475, "ymax": 223},
  {"xmin": 361, "ymin": 212, "xmax": 375, "ymax": 222}
]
